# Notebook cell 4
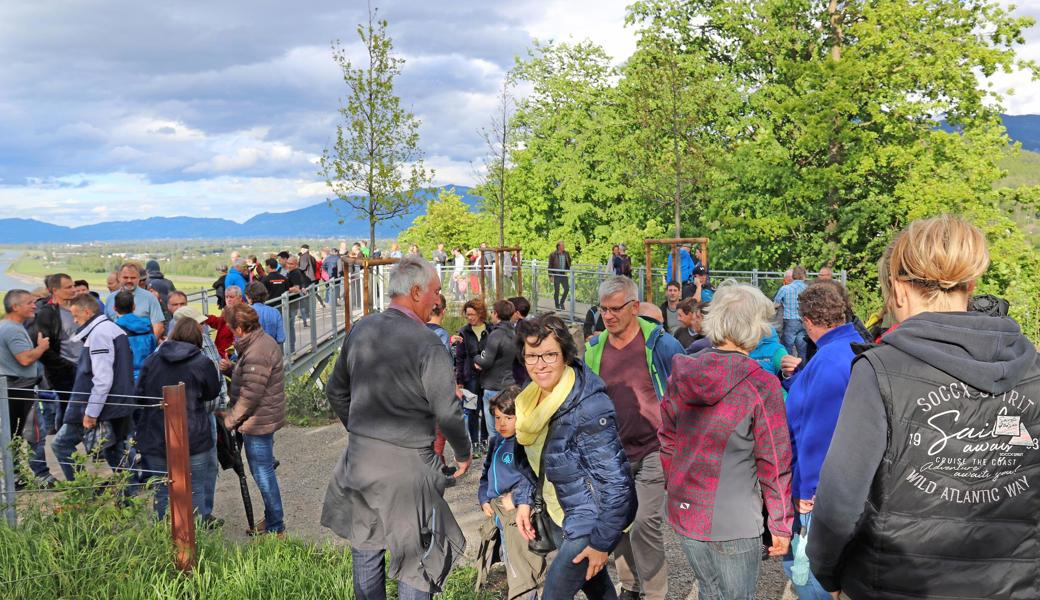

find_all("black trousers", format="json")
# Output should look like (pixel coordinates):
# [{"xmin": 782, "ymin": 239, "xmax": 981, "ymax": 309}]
[
  {"xmin": 552, "ymin": 275, "xmax": 569, "ymax": 309},
  {"xmin": 4, "ymin": 375, "xmax": 39, "ymax": 438}
]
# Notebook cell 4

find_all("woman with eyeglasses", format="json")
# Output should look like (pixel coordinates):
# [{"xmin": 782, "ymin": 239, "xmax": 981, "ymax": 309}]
[{"xmin": 511, "ymin": 314, "xmax": 635, "ymax": 600}]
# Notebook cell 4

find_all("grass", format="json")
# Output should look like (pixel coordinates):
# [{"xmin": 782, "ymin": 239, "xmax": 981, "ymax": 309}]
[
  {"xmin": 284, "ymin": 355, "xmax": 338, "ymax": 426},
  {"xmin": 0, "ymin": 451, "xmax": 484, "ymax": 600}
]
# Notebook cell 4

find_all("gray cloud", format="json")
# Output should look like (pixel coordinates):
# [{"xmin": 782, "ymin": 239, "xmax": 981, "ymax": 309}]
[{"xmin": 0, "ymin": 0, "xmax": 1035, "ymax": 226}]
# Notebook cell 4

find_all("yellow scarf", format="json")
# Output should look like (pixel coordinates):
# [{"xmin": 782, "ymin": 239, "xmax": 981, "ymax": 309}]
[{"xmin": 515, "ymin": 367, "xmax": 575, "ymax": 526}]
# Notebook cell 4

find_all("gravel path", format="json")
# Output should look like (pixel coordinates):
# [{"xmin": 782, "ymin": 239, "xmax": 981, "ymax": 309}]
[{"xmin": 212, "ymin": 424, "xmax": 795, "ymax": 599}]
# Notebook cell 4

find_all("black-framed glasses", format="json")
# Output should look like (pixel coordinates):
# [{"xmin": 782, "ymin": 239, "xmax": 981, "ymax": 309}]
[
  {"xmin": 523, "ymin": 351, "xmax": 561, "ymax": 366},
  {"xmin": 598, "ymin": 299, "xmax": 635, "ymax": 315}
]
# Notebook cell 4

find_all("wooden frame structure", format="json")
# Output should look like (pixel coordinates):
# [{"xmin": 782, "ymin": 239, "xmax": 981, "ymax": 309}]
[
  {"xmin": 341, "ymin": 256, "xmax": 400, "ymax": 333},
  {"xmin": 480, "ymin": 246, "xmax": 524, "ymax": 301},
  {"xmin": 643, "ymin": 237, "xmax": 710, "ymax": 304}
]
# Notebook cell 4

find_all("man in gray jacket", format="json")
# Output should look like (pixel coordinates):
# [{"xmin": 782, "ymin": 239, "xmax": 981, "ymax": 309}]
[{"xmin": 322, "ymin": 256, "xmax": 472, "ymax": 600}]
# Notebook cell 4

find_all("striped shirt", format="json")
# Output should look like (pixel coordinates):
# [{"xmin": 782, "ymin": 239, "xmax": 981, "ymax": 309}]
[{"xmin": 773, "ymin": 280, "xmax": 807, "ymax": 320}]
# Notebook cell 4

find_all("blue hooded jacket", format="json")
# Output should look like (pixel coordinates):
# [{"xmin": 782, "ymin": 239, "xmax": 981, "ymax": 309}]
[
  {"xmin": 750, "ymin": 327, "xmax": 787, "ymax": 375},
  {"xmin": 478, "ymin": 434, "xmax": 529, "ymax": 505},
  {"xmin": 115, "ymin": 313, "xmax": 157, "ymax": 381},
  {"xmin": 785, "ymin": 322, "xmax": 864, "ymax": 500},
  {"xmin": 512, "ymin": 363, "xmax": 636, "ymax": 552}
]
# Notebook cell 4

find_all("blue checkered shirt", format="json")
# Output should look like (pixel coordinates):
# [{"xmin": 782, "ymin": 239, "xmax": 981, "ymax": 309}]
[{"xmin": 773, "ymin": 280, "xmax": 807, "ymax": 320}]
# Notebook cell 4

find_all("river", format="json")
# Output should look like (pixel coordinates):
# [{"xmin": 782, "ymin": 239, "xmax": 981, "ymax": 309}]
[{"xmin": 0, "ymin": 250, "xmax": 40, "ymax": 292}]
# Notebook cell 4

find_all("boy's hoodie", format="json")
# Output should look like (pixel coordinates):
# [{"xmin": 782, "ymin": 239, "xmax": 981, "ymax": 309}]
[
  {"xmin": 115, "ymin": 313, "xmax": 157, "ymax": 380},
  {"xmin": 478, "ymin": 434, "xmax": 531, "ymax": 505}
]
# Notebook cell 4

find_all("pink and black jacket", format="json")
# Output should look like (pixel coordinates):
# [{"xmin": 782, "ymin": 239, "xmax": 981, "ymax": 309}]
[{"xmin": 659, "ymin": 349, "xmax": 793, "ymax": 541}]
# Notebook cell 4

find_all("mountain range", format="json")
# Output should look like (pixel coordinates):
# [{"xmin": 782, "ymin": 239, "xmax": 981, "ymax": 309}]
[
  {"xmin": 6, "ymin": 114, "xmax": 1040, "ymax": 243},
  {"xmin": 5, "ymin": 186, "xmax": 482, "ymax": 243}
]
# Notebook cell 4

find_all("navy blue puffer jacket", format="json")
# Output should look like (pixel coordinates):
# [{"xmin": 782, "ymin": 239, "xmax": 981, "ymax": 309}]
[{"xmin": 514, "ymin": 363, "xmax": 636, "ymax": 552}]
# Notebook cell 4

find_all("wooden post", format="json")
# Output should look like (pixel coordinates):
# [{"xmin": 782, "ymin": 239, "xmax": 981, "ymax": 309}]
[
  {"xmin": 495, "ymin": 251, "xmax": 503, "ymax": 301},
  {"xmin": 362, "ymin": 264, "xmax": 371, "ymax": 315},
  {"xmin": 479, "ymin": 254, "xmax": 487, "ymax": 299},
  {"xmin": 516, "ymin": 250, "xmax": 524, "ymax": 297},
  {"xmin": 163, "ymin": 383, "xmax": 196, "ymax": 572}
]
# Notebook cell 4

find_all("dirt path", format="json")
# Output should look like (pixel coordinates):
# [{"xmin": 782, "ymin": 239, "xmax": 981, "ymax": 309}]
[{"xmin": 212, "ymin": 424, "xmax": 795, "ymax": 599}]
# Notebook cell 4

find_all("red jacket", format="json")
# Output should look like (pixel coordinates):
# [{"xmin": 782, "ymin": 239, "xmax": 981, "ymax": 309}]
[
  {"xmin": 659, "ymin": 349, "xmax": 793, "ymax": 540},
  {"xmin": 205, "ymin": 315, "xmax": 235, "ymax": 358}
]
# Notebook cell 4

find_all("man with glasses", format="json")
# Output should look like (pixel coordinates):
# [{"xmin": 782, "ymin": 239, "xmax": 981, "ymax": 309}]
[{"xmin": 583, "ymin": 276, "xmax": 684, "ymax": 600}]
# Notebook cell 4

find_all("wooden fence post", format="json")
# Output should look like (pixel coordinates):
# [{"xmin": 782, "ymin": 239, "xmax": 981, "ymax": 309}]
[{"xmin": 163, "ymin": 383, "xmax": 196, "ymax": 572}]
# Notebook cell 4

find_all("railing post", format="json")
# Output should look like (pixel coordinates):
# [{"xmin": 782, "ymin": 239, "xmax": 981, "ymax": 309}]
[
  {"xmin": 343, "ymin": 274, "xmax": 353, "ymax": 334},
  {"xmin": 200, "ymin": 288, "xmax": 209, "ymax": 316},
  {"xmin": 841, "ymin": 269, "xmax": 847, "ymax": 285},
  {"xmin": 752, "ymin": 268, "xmax": 759, "ymax": 288},
  {"xmin": 310, "ymin": 284, "xmax": 318, "ymax": 352},
  {"xmin": 568, "ymin": 269, "xmax": 576, "ymax": 322},
  {"xmin": 330, "ymin": 278, "xmax": 338, "ymax": 335},
  {"xmin": 163, "ymin": 383, "xmax": 196, "ymax": 572},
  {"xmin": 636, "ymin": 267, "xmax": 645, "ymax": 301},
  {"xmin": 0, "ymin": 378, "xmax": 16, "ymax": 527},
  {"xmin": 531, "ymin": 260, "xmax": 539, "ymax": 311},
  {"xmin": 280, "ymin": 293, "xmax": 292, "ymax": 368}
]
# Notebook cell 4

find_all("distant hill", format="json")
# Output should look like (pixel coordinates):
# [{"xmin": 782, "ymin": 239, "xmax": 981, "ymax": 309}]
[
  {"xmin": 1, "ymin": 186, "xmax": 481, "ymax": 243},
  {"xmin": 1004, "ymin": 115, "xmax": 1040, "ymax": 152}
]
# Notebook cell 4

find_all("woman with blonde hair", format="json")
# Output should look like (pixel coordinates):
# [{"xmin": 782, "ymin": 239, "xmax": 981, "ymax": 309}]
[{"xmin": 808, "ymin": 215, "xmax": 1040, "ymax": 600}]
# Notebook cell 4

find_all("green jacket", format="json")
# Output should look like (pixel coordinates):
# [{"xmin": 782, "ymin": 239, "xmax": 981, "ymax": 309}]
[{"xmin": 585, "ymin": 317, "xmax": 685, "ymax": 400}]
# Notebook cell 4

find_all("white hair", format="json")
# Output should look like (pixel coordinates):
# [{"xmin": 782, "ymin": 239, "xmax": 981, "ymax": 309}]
[
  {"xmin": 598, "ymin": 276, "xmax": 638, "ymax": 303},
  {"xmin": 225, "ymin": 285, "xmax": 243, "ymax": 298},
  {"xmin": 388, "ymin": 256, "xmax": 437, "ymax": 298},
  {"xmin": 702, "ymin": 282, "xmax": 775, "ymax": 351}
]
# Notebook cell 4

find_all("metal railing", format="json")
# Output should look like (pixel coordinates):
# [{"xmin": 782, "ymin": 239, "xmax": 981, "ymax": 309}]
[
  {"xmin": 178, "ymin": 263, "xmax": 842, "ymax": 369},
  {"xmin": 182, "ymin": 273, "xmax": 363, "ymax": 374}
]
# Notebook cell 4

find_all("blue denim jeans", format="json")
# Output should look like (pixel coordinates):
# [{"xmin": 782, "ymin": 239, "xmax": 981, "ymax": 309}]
[
  {"xmin": 199, "ymin": 416, "xmax": 218, "ymax": 517},
  {"xmin": 482, "ymin": 389, "xmax": 500, "ymax": 440},
  {"xmin": 351, "ymin": 547, "xmax": 431, "ymax": 600},
  {"xmin": 782, "ymin": 514, "xmax": 831, "ymax": 600},
  {"xmin": 782, "ymin": 318, "xmax": 808, "ymax": 358},
  {"xmin": 140, "ymin": 450, "xmax": 216, "ymax": 518},
  {"xmin": 242, "ymin": 432, "xmax": 284, "ymax": 533},
  {"xmin": 543, "ymin": 521, "xmax": 617, "ymax": 600},
  {"xmin": 678, "ymin": 536, "xmax": 760, "ymax": 600},
  {"xmin": 30, "ymin": 400, "xmax": 56, "ymax": 479},
  {"xmin": 51, "ymin": 421, "xmax": 126, "ymax": 481}
]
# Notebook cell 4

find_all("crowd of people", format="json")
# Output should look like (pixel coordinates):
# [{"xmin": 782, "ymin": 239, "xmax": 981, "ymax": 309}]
[
  {"xmin": 3, "ymin": 216, "xmax": 1039, "ymax": 600},
  {"xmin": 321, "ymin": 215, "xmax": 1040, "ymax": 600}
]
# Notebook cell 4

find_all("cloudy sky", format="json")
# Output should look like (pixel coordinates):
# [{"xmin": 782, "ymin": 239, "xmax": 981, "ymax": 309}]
[{"xmin": 1, "ymin": 1, "xmax": 1037, "ymax": 226}]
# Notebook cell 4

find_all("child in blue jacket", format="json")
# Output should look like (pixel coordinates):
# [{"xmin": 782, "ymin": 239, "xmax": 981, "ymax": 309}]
[{"xmin": 478, "ymin": 387, "xmax": 546, "ymax": 599}]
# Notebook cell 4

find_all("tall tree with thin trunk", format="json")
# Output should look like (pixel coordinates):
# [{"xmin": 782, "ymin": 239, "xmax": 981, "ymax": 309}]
[
  {"xmin": 477, "ymin": 80, "xmax": 514, "ymax": 248},
  {"xmin": 319, "ymin": 5, "xmax": 432, "ymax": 251}
]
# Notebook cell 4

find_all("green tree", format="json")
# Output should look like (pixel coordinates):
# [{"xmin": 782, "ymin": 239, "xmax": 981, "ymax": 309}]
[
  {"xmin": 617, "ymin": 24, "xmax": 740, "ymax": 239},
  {"xmin": 508, "ymin": 41, "xmax": 668, "ymax": 264},
  {"xmin": 475, "ymin": 80, "xmax": 514, "ymax": 249},
  {"xmin": 398, "ymin": 188, "xmax": 496, "ymax": 253},
  {"xmin": 626, "ymin": 0, "xmax": 1038, "ymax": 329},
  {"xmin": 319, "ymin": 6, "xmax": 433, "ymax": 251}
]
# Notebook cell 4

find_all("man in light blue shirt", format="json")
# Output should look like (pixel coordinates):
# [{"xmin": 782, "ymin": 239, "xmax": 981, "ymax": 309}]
[
  {"xmin": 773, "ymin": 265, "xmax": 809, "ymax": 357},
  {"xmin": 105, "ymin": 263, "xmax": 165, "ymax": 338},
  {"xmin": 245, "ymin": 282, "xmax": 285, "ymax": 345}
]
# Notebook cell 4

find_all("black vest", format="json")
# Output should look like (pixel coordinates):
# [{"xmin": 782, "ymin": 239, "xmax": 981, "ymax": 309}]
[{"xmin": 843, "ymin": 344, "xmax": 1040, "ymax": 600}]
